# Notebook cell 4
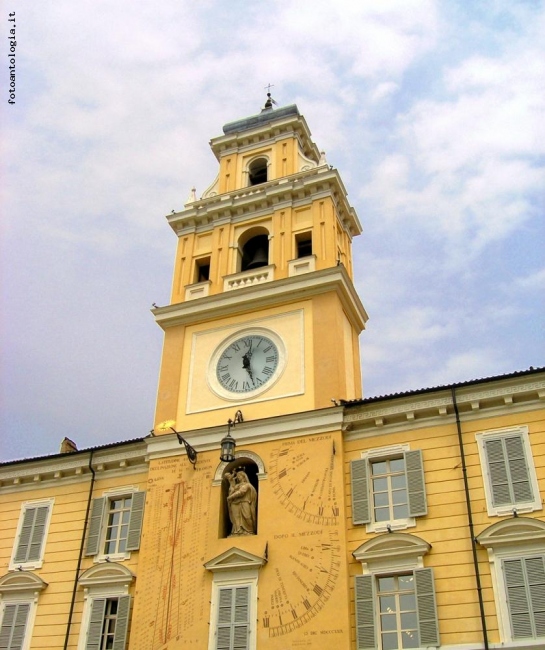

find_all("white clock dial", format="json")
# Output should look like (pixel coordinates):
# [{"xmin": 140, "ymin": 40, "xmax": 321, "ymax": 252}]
[{"xmin": 216, "ymin": 334, "xmax": 279, "ymax": 393}]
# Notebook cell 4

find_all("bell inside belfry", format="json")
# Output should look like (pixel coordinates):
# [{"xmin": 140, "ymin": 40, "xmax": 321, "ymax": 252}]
[{"xmin": 241, "ymin": 235, "xmax": 269, "ymax": 271}]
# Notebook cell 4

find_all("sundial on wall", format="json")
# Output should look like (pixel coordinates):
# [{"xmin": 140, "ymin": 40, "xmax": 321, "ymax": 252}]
[
  {"xmin": 269, "ymin": 434, "xmax": 340, "ymax": 525},
  {"xmin": 265, "ymin": 434, "xmax": 342, "ymax": 636}
]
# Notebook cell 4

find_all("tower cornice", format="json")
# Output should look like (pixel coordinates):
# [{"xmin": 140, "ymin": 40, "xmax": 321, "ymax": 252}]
[
  {"xmin": 211, "ymin": 105, "xmax": 320, "ymax": 162},
  {"xmin": 152, "ymin": 265, "xmax": 368, "ymax": 332},
  {"xmin": 168, "ymin": 165, "xmax": 362, "ymax": 238}
]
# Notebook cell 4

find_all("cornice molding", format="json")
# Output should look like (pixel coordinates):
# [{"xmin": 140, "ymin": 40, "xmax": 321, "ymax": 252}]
[
  {"xmin": 146, "ymin": 407, "xmax": 344, "ymax": 462},
  {"xmin": 167, "ymin": 166, "xmax": 361, "ymax": 238},
  {"xmin": 0, "ymin": 442, "xmax": 149, "ymax": 492},
  {"xmin": 152, "ymin": 265, "xmax": 368, "ymax": 333},
  {"xmin": 344, "ymin": 377, "xmax": 545, "ymax": 438}
]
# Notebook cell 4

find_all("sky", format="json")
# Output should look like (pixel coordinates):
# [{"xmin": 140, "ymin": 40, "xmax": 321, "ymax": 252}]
[{"xmin": 1, "ymin": 0, "xmax": 544, "ymax": 462}]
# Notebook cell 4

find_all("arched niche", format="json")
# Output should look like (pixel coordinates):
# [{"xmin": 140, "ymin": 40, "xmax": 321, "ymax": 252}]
[
  {"xmin": 217, "ymin": 455, "xmax": 263, "ymax": 539},
  {"xmin": 237, "ymin": 226, "xmax": 270, "ymax": 273},
  {"xmin": 247, "ymin": 157, "xmax": 269, "ymax": 186}
]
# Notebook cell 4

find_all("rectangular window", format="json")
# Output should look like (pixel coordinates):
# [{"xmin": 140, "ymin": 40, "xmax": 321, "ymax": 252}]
[
  {"xmin": 504, "ymin": 556, "xmax": 545, "ymax": 640},
  {"xmin": 85, "ymin": 491, "xmax": 145, "ymax": 558},
  {"xmin": 355, "ymin": 569, "xmax": 439, "ymax": 650},
  {"xmin": 295, "ymin": 232, "xmax": 312, "ymax": 259},
  {"xmin": 195, "ymin": 257, "xmax": 211, "ymax": 283},
  {"xmin": 0, "ymin": 603, "xmax": 30, "ymax": 650},
  {"xmin": 216, "ymin": 586, "xmax": 250, "ymax": 650},
  {"xmin": 377, "ymin": 575, "xmax": 418, "ymax": 650},
  {"xmin": 11, "ymin": 500, "xmax": 53, "ymax": 570},
  {"xmin": 104, "ymin": 497, "xmax": 132, "ymax": 555},
  {"xmin": 86, "ymin": 597, "xmax": 130, "ymax": 650},
  {"xmin": 351, "ymin": 449, "xmax": 426, "ymax": 531},
  {"xmin": 371, "ymin": 459, "xmax": 409, "ymax": 523},
  {"xmin": 476, "ymin": 427, "xmax": 541, "ymax": 516}
]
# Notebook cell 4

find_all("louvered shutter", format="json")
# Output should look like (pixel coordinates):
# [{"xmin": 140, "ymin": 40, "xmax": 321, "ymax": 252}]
[
  {"xmin": 125, "ymin": 492, "xmax": 145, "ymax": 552},
  {"xmin": 112, "ymin": 596, "xmax": 131, "ymax": 650},
  {"xmin": 484, "ymin": 435, "xmax": 533, "ymax": 507},
  {"xmin": 85, "ymin": 598, "xmax": 107, "ymax": 650},
  {"xmin": 86, "ymin": 497, "xmax": 106, "ymax": 556},
  {"xmin": 504, "ymin": 436, "xmax": 534, "ymax": 503},
  {"xmin": 0, "ymin": 603, "xmax": 30, "ymax": 650},
  {"xmin": 414, "ymin": 568, "xmax": 440, "ymax": 647},
  {"xmin": 504, "ymin": 556, "xmax": 545, "ymax": 639},
  {"xmin": 354, "ymin": 575, "xmax": 375, "ymax": 650},
  {"xmin": 14, "ymin": 505, "xmax": 49, "ymax": 563},
  {"xmin": 405, "ymin": 450, "xmax": 427, "ymax": 518},
  {"xmin": 216, "ymin": 586, "xmax": 249, "ymax": 650},
  {"xmin": 351, "ymin": 459, "xmax": 370, "ymax": 525}
]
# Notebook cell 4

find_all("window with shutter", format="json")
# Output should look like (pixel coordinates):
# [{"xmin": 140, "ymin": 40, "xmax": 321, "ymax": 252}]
[
  {"xmin": 354, "ymin": 568, "xmax": 440, "ymax": 650},
  {"xmin": 476, "ymin": 427, "xmax": 541, "ymax": 516},
  {"xmin": 504, "ymin": 556, "xmax": 545, "ymax": 640},
  {"xmin": 85, "ymin": 490, "xmax": 145, "ymax": 559},
  {"xmin": 10, "ymin": 500, "xmax": 53, "ymax": 570},
  {"xmin": 85, "ymin": 596, "xmax": 131, "ymax": 650},
  {"xmin": 0, "ymin": 603, "xmax": 30, "ymax": 650},
  {"xmin": 351, "ymin": 447, "xmax": 427, "ymax": 532},
  {"xmin": 215, "ymin": 586, "xmax": 250, "ymax": 650}
]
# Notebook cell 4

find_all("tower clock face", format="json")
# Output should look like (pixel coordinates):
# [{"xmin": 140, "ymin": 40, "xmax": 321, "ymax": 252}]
[{"xmin": 211, "ymin": 332, "xmax": 284, "ymax": 398}]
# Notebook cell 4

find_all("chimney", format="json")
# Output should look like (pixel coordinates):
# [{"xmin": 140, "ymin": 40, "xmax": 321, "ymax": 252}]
[{"xmin": 60, "ymin": 437, "xmax": 78, "ymax": 454}]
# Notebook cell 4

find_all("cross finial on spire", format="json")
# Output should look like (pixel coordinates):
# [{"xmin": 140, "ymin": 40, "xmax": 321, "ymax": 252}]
[{"xmin": 262, "ymin": 84, "xmax": 277, "ymax": 111}]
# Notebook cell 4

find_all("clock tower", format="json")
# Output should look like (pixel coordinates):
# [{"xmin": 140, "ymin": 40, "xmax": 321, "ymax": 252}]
[
  {"xmin": 152, "ymin": 101, "xmax": 367, "ymax": 433},
  {"xmin": 131, "ymin": 100, "xmax": 368, "ymax": 650}
]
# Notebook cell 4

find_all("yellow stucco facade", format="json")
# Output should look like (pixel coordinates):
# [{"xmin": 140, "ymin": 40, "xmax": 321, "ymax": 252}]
[{"xmin": 1, "ymin": 103, "xmax": 544, "ymax": 650}]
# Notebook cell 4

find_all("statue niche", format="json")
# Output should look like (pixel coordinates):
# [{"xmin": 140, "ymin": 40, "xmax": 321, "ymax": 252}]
[{"xmin": 223, "ymin": 464, "xmax": 258, "ymax": 536}]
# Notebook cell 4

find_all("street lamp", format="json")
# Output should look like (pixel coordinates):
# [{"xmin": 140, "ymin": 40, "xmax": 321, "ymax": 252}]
[{"xmin": 220, "ymin": 410, "xmax": 243, "ymax": 463}]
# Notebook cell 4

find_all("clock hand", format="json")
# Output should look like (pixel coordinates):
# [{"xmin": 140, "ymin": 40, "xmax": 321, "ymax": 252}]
[{"xmin": 242, "ymin": 352, "xmax": 255, "ymax": 385}]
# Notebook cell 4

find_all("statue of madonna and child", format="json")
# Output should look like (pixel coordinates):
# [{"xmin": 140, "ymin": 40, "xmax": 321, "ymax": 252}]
[{"xmin": 224, "ymin": 468, "xmax": 257, "ymax": 536}]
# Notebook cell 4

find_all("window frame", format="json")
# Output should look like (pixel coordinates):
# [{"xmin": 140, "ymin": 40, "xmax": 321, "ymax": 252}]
[
  {"xmin": 9, "ymin": 498, "xmax": 54, "ymax": 571},
  {"xmin": 77, "ymin": 563, "xmax": 135, "ymax": 650},
  {"xmin": 0, "ymin": 602, "xmax": 32, "ymax": 650},
  {"xmin": 477, "ymin": 517, "xmax": 545, "ymax": 644},
  {"xmin": 351, "ymin": 445, "xmax": 427, "ymax": 533},
  {"xmin": 205, "ymin": 548, "xmax": 265, "ymax": 650},
  {"xmin": 353, "ymin": 532, "xmax": 439, "ymax": 650},
  {"xmin": 0, "ymin": 571, "xmax": 47, "ymax": 650},
  {"xmin": 476, "ymin": 426, "xmax": 542, "ymax": 517},
  {"xmin": 85, "ymin": 487, "xmax": 145, "ymax": 562}
]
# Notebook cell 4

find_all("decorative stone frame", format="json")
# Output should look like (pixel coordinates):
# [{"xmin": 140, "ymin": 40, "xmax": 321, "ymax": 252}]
[
  {"xmin": 77, "ymin": 562, "xmax": 135, "ymax": 650},
  {"xmin": 9, "ymin": 498, "xmax": 55, "ymax": 571},
  {"xmin": 0, "ymin": 571, "xmax": 47, "ymax": 650},
  {"xmin": 353, "ymin": 532, "xmax": 431, "ymax": 574},
  {"xmin": 204, "ymin": 547, "xmax": 266, "ymax": 650},
  {"xmin": 88, "ymin": 485, "xmax": 144, "ymax": 564},
  {"xmin": 475, "ymin": 426, "xmax": 542, "ymax": 517},
  {"xmin": 477, "ymin": 517, "xmax": 545, "ymax": 644}
]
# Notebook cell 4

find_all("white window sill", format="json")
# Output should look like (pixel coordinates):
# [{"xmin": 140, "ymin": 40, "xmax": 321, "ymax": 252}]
[
  {"xmin": 93, "ymin": 552, "xmax": 131, "ymax": 564},
  {"xmin": 366, "ymin": 518, "xmax": 415, "ymax": 534},
  {"xmin": 488, "ymin": 502, "xmax": 542, "ymax": 517},
  {"xmin": 8, "ymin": 559, "xmax": 44, "ymax": 572}
]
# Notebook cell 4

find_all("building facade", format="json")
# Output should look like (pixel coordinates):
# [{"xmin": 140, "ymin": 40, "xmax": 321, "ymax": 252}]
[{"xmin": 1, "ymin": 102, "xmax": 544, "ymax": 650}]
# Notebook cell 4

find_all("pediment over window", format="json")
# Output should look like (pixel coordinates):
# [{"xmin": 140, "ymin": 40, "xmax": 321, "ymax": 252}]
[
  {"xmin": 477, "ymin": 517, "xmax": 545, "ymax": 548},
  {"xmin": 0, "ymin": 571, "xmax": 48, "ymax": 594},
  {"xmin": 353, "ymin": 532, "xmax": 431, "ymax": 564},
  {"xmin": 78, "ymin": 562, "xmax": 135, "ymax": 588},
  {"xmin": 204, "ymin": 547, "xmax": 267, "ymax": 573}
]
